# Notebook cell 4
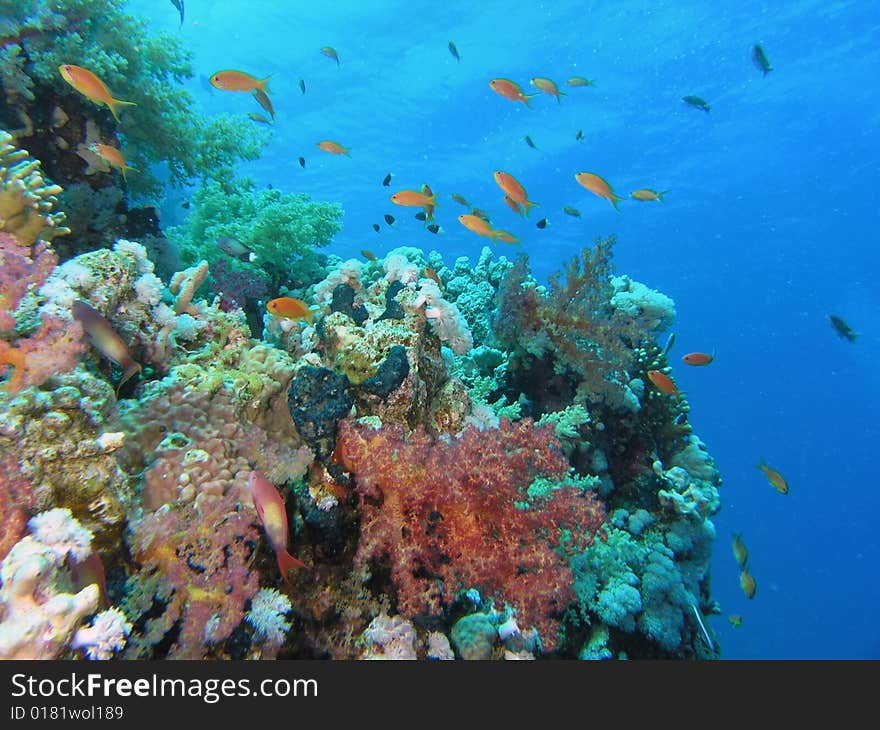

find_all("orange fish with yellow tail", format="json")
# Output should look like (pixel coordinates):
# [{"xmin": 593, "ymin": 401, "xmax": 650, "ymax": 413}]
[
  {"xmin": 459, "ymin": 214, "xmax": 500, "ymax": 241},
  {"xmin": 248, "ymin": 471, "xmax": 307, "ymax": 583},
  {"xmin": 267, "ymin": 297, "xmax": 314, "ymax": 321},
  {"xmin": 72, "ymin": 300, "xmax": 141, "ymax": 396},
  {"xmin": 390, "ymin": 188, "xmax": 437, "ymax": 215},
  {"xmin": 88, "ymin": 143, "xmax": 137, "ymax": 182},
  {"xmin": 575, "ymin": 172, "xmax": 626, "ymax": 211},
  {"xmin": 209, "ymin": 69, "xmax": 271, "ymax": 93},
  {"xmin": 489, "ymin": 78, "xmax": 539, "ymax": 107},
  {"xmin": 646, "ymin": 369, "xmax": 680, "ymax": 397},
  {"xmin": 58, "ymin": 64, "xmax": 136, "ymax": 123},
  {"xmin": 758, "ymin": 460, "xmax": 789, "ymax": 495},
  {"xmin": 494, "ymin": 171, "xmax": 539, "ymax": 217}
]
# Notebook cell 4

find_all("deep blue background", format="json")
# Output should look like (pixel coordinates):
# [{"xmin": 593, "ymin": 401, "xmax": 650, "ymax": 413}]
[{"xmin": 135, "ymin": 0, "xmax": 880, "ymax": 658}]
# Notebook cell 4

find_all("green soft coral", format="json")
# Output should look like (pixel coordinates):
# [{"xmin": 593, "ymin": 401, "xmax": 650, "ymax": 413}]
[
  {"xmin": 170, "ymin": 178, "xmax": 343, "ymax": 291},
  {"xmin": 0, "ymin": 0, "xmax": 267, "ymax": 198}
]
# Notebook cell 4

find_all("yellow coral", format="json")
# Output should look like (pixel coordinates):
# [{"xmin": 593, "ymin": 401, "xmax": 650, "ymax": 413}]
[{"xmin": 0, "ymin": 130, "xmax": 70, "ymax": 246}]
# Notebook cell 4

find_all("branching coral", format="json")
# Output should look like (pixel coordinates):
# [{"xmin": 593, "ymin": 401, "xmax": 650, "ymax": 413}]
[
  {"xmin": 335, "ymin": 418, "xmax": 607, "ymax": 652},
  {"xmin": 493, "ymin": 236, "xmax": 667, "ymax": 410}
]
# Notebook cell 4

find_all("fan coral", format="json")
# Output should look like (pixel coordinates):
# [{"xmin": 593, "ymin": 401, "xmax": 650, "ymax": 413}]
[{"xmin": 335, "ymin": 418, "xmax": 607, "ymax": 652}]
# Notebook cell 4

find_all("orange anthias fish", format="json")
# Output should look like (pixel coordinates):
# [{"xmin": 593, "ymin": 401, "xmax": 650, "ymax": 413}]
[
  {"xmin": 566, "ymin": 76, "xmax": 596, "ymax": 87},
  {"xmin": 647, "ymin": 369, "xmax": 680, "ymax": 397},
  {"xmin": 576, "ymin": 172, "xmax": 626, "ymax": 211},
  {"xmin": 758, "ymin": 460, "xmax": 789, "ymax": 495},
  {"xmin": 248, "ymin": 470, "xmax": 307, "ymax": 583},
  {"xmin": 88, "ymin": 143, "xmax": 137, "ymax": 182},
  {"xmin": 682, "ymin": 350, "xmax": 714, "ymax": 366},
  {"xmin": 390, "ymin": 189, "xmax": 436, "ymax": 211},
  {"xmin": 72, "ymin": 300, "xmax": 141, "ymax": 395},
  {"xmin": 317, "ymin": 140, "xmax": 350, "ymax": 156},
  {"xmin": 58, "ymin": 64, "xmax": 136, "ymax": 123},
  {"xmin": 459, "ymin": 214, "xmax": 500, "ymax": 240},
  {"xmin": 489, "ymin": 78, "xmax": 539, "ymax": 107},
  {"xmin": 423, "ymin": 267, "xmax": 442, "ymax": 286},
  {"xmin": 320, "ymin": 46, "xmax": 340, "ymax": 65},
  {"xmin": 530, "ymin": 77, "xmax": 566, "ymax": 102},
  {"xmin": 631, "ymin": 188, "xmax": 668, "ymax": 202},
  {"xmin": 209, "ymin": 69, "xmax": 271, "ymax": 93},
  {"xmin": 267, "ymin": 297, "xmax": 314, "ymax": 321},
  {"xmin": 494, "ymin": 171, "xmax": 539, "ymax": 217}
]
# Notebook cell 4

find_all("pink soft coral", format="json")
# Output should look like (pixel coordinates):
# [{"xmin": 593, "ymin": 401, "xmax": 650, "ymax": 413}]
[{"xmin": 0, "ymin": 232, "xmax": 83, "ymax": 393}]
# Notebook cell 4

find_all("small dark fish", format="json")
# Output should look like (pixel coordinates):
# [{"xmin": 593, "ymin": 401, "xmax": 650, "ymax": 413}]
[
  {"xmin": 683, "ymin": 95, "xmax": 711, "ymax": 112},
  {"xmin": 752, "ymin": 44, "xmax": 772, "ymax": 76},
  {"xmin": 217, "ymin": 236, "xmax": 254, "ymax": 262},
  {"xmin": 382, "ymin": 172, "xmax": 393, "ymax": 187},
  {"xmin": 563, "ymin": 206, "xmax": 581, "ymax": 217},
  {"xmin": 524, "ymin": 135, "xmax": 537, "ymax": 150},
  {"xmin": 448, "ymin": 41, "xmax": 460, "ymax": 62},
  {"xmin": 414, "ymin": 211, "xmax": 428, "ymax": 221},
  {"xmin": 536, "ymin": 218, "xmax": 550, "ymax": 229},
  {"xmin": 181, "ymin": 201, "xmax": 190, "ymax": 209},
  {"xmin": 299, "ymin": 78, "xmax": 306, "ymax": 95},
  {"xmin": 361, "ymin": 249, "xmax": 378, "ymax": 261},
  {"xmin": 471, "ymin": 208, "xmax": 490, "ymax": 222},
  {"xmin": 372, "ymin": 223, "xmax": 381, "ymax": 233},
  {"xmin": 253, "ymin": 88, "xmax": 275, "ymax": 118},
  {"xmin": 575, "ymin": 129, "xmax": 584, "ymax": 142},
  {"xmin": 170, "ymin": 0, "xmax": 184, "ymax": 27},
  {"xmin": 829, "ymin": 314, "xmax": 858, "ymax": 343},
  {"xmin": 248, "ymin": 112, "xmax": 272, "ymax": 125},
  {"xmin": 298, "ymin": 157, "xmax": 306, "ymax": 168},
  {"xmin": 384, "ymin": 213, "xmax": 396, "ymax": 227},
  {"xmin": 426, "ymin": 223, "xmax": 442, "ymax": 234},
  {"xmin": 451, "ymin": 193, "xmax": 470, "ymax": 207},
  {"xmin": 321, "ymin": 46, "xmax": 339, "ymax": 65}
]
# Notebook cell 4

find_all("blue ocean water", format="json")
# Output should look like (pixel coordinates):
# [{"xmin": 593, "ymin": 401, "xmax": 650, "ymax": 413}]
[{"xmin": 134, "ymin": 0, "xmax": 879, "ymax": 658}]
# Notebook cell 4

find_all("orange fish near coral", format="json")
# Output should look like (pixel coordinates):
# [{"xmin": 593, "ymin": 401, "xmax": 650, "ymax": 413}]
[
  {"xmin": 267, "ymin": 297, "xmax": 314, "ymax": 321},
  {"xmin": 489, "ymin": 78, "xmax": 538, "ymax": 107},
  {"xmin": 576, "ymin": 172, "xmax": 626, "ymax": 211},
  {"xmin": 494, "ymin": 171, "xmax": 539, "ymax": 217},
  {"xmin": 647, "ymin": 369, "xmax": 680, "ymax": 397},
  {"xmin": 58, "ymin": 64, "xmax": 136, "ymax": 123},
  {"xmin": 530, "ymin": 77, "xmax": 565, "ymax": 102},
  {"xmin": 758, "ymin": 460, "xmax": 789, "ymax": 495},
  {"xmin": 682, "ymin": 351, "xmax": 714, "ymax": 366},
  {"xmin": 209, "ymin": 69, "xmax": 271, "ymax": 93},
  {"xmin": 88, "ymin": 143, "xmax": 137, "ymax": 182},
  {"xmin": 459, "ymin": 214, "xmax": 499, "ymax": 240},
  {"xmin": 317, "ymin": 140, "xmax": 350, "ymax": 156},
  {"xmin": 248, "ymin": 471, "xmax": 307, "ymax": 583},
  {"xmin": 423, "ymin": 267, "xmax": 442, "ymax": 286}
]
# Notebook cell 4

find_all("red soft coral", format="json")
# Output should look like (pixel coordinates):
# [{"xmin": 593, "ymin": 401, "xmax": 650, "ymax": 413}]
[
  {"xmin": 335, "ymin": 418, "xmax": 607, "ymax": 652},
  {"xmin": 0, "ymin": 452, "xmax": 35, "ymax": 562}
]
